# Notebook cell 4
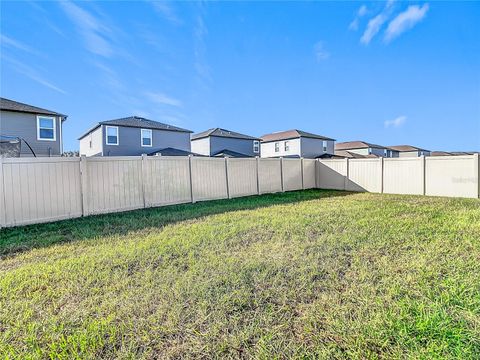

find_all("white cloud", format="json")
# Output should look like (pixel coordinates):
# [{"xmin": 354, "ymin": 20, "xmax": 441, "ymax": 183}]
[
  {"xmin": 384, "ymin": 4, "xmax": 429, "ymax": 42},
  {"xmin": 59, "ymin": 1, "xmax": 114, "ymax": 57},
  {"xmin": 349, "ymin": 5, "xmax": 368, "ymax": 31},
  {"xmin": 144, "ymin": 91, "xmax": 182, "ymax": 107},
  {"xmin": 314, "ymin": 41, "xmax": 330, "ymax": 61},
  {"xmin": 1, "ymin": 55, "xmax": 66, "ymax": 94},
  {"xmin": 384, "ymin": 115, "xmax": 407, "ymax": 128},
  {"xmin": 149, "ymin": 1, "xmax": 182, "ymax": 25},
  {"xmin": 0, "ymin": 35, "xmax": 43, "ymax": 57},
  {"xmin": 360, "ymin": 1, "xmax": 395, "ymax": 44}
]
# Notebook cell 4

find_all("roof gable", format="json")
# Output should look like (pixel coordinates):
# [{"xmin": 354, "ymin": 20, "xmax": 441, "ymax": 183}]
[
  {"xmin": 335, "ymin": 141, "xmax": 386, "ymax": 150},
  {"xmin": 0, "ymin": 97, "xmax": 65, "ymax": 117},
  {"xmin": 260, "ymin": 129, "xmax": 335, "ymax": 142},
  {"xmin": 191, "ymin": 128, "xmax": 260, "ymax": 141}
]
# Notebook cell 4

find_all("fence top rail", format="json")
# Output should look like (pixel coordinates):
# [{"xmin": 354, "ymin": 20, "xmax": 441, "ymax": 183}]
[
  {"xmin": 258, "ymin": 158, "xmax": 281, "ymax": 162},
  {"xmin": 282, "ymin": 158, "xmax": 302, "ymax": 162},
  {"xmin": 426, "ymin": 155, "xmax": 477, "ymax": 161},
  {"xmin": 145, "ymin": 156, "xmax": 190, "ymax": 161},
  {"xmin": 1, "ymin": 157, "xmax": 80, "ymax": 164},
  {"xmin": 85, "ymin": 156, "xmax": 143, "ymax": 162},
  {"xmin": 383, "ymin": 157, "xmax": 423, "ymax": 162},
  {"xmin": 318, "ymin": 159, "xmax": 347, "ymax": 163},
  {"xmin": 349, "ymin": 158, "xmax": 382, "ymax": 163}
]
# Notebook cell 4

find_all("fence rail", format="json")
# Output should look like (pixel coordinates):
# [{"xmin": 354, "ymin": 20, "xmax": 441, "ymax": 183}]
[
  {"xmin": 0, "ymin": 156, "xmax": 313, "ymax": 227},
  {"xmin": 317, "ymin": 154, "xmax": 479, "ymax": 199},
  {"xmin": 1, "ymin": 154, "xmax": 478, "ymax": 228}
]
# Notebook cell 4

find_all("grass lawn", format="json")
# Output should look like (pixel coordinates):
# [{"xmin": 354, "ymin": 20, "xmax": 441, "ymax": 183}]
[{"xmin": 1, "ymin": 190, "xmax": 480, "ymax": 359}]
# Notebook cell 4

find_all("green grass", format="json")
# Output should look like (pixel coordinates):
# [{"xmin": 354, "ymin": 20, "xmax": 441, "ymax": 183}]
[{"xmin": 1, "ymin": 190, "xmax": 479, "ymax": 359}]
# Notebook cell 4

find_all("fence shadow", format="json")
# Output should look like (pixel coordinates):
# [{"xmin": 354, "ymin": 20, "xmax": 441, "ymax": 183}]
[{"xmin": 0, "ymin": 189, "xmax": 353, "ymax": 258}]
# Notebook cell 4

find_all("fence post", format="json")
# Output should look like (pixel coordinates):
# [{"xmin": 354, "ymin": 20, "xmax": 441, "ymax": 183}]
[
  {"xmin": 380, "ymin": 157, "xmax": 384, "ymax": 194},
  {"xmin": 225, "ymin": 157, "xmax": 230, "ymax": 199},
  {"xmin": 141, "ymin": 154, "xmax": 147, "ymax": 208},
  {"xmin": 421, "ymin": 155, "xmax": 426, "ymax": 196},
  {"xmin": 280, "ymin": 157, "xmax": 285, "ymax": 192},
  {"xmin": 188, "ymin": 155, "xmax": 195, "ymax": 203},
  {"xmin": 474, "ymin": 153, "xmax": 479, "ymax": 199},
  {"xmin": 301, "ymin": 157, "xmax": 305, "ymax": 190},
  {"xmin": 256, "ymin": 156, "xmax": 260, "ymax": 195},
  {"xmin": 79, "ymin": 155, "xmax": 88, "ymax": 216},
  {"xmin": 0, "ymin": 158, "xmax": 5, "ymax": 228},
  {"xmin": 315, "ymin": 159, "xmax": 319, "ymax": 189},
  {"xmin": 344, "ymin": 158, "xmax": 349, "ymax": 191}
]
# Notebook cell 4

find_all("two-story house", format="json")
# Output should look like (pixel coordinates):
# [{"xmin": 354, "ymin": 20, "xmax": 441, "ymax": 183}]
[
  {"xmin": 0, "ymin": 97, "xmax": 67, "ymax": 157},
  {"xmin": 191, "ymin": 128, "xmax": 261, "ymax": 157},
  {"xmin": 79, "ymin": 116, "xmax": 193, "ymax": 156},
  {"xmin": 260, "ymin": 129, "xmax": 335, "ymax": 158},
  {"xmin": 388, "ymin": 145, "xmax": 431, "ymax": 157},
  {"xmin": 334, "ymin": 141, "xmax": 399, "ymax": 158}
]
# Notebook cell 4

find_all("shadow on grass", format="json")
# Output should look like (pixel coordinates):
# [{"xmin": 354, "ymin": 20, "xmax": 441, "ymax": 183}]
[{"xmin": 0, "ymin": 189, "xmax": 353, "ymax": 257}]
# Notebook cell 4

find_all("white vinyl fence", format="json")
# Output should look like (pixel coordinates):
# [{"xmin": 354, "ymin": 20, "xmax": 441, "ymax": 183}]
[
  {"xmin": 317, "ymin": 155, "xmax": 479, "ymax": 199},
  {"xmin": 0, "ymin": 156, "xmax": 315, "ymax": 227}
]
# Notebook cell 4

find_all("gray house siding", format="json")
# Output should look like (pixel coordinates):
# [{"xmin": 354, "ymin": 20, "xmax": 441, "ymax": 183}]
[
  {"xmin": 209, "ymin": 136, "xmax": 258, "ymax": 157},
  {"xmin": 0, "ymin": 110, "xmax": 62, "ymax": 156},
  {"xmin": 102, "ymin": 126, "xmax": 191, "ymax": 156},
  {"xmin": 300, "ymin": 137, "xmax": 334, "ymax": 158}
]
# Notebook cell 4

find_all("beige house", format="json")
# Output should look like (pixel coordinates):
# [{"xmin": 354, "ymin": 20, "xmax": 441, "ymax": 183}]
[
  {"xmin": 389, "ymin": 145, "xmax": 430, "ymax": 157},
  {"xmin": 260, "ymin": 129, "xmax": 335, "ymax": 158},
  {"xmin": 335, "ymin": 141, "xmax": 398, "ymax": 158}
]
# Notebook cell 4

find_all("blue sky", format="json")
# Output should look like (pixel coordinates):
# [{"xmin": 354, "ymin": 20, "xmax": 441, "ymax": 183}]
[{"xmin": 1, "ymin": 1, "xmax": 479, "ymax": 151}]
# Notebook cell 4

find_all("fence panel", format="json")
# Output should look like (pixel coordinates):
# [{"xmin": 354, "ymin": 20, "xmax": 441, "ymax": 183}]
[
  {"xmin": 383, "ymin": 157, "xmax": 424, "ymax": 195},
  {"xmin": 258, "ymin": 158, "xmax": 282, "ymax": 194},
  {"xmin": 191, "ymin": 157, "xmax": 228, "ymax": 202},
  {"xmin": 2, "ymin": 158, "xmax": 82, "ymax": 226},
  {"xmin": 426, "ymin": 155, "xmax": 479, "ymax": 198},
  {"xmin": 227, "ymin": 158, "xmax": 258, "ymax": 198},
  {"xmin": 144, "ymin": 156, "xmax": 192, "ymax": 206},
  {"xmin": 283, "ymin": 159, "xmax": 302, "ymax": 191},
  {"xmin": 85, "ymin": 157, "xmax": 143, "ymax": 215},
  {"xmin": 317, "ymin": 159, "xmax": 348, "ymax": 190},
  {"xmin": 303, "ymin": 159, "xmax": 316, "ymax": 189},
  {"xmin": 346, "ymin": 158, "xmax": 382, "ymax": 193}
]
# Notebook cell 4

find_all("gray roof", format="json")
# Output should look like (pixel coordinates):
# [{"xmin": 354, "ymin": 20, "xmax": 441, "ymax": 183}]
[
  {"xmin": 78, "ymin": 116, "xmax": 192, "ymax": 140},
  {"xmin": 0, "ymin": 97, "xmax": 66, "ymax": 117},
  {"xmin": 212, "ymin": 149, "xmax": 253, "ymax": 158},
  {"xmin": 335, "ymin": 141, "xmax": 387, "ymax": 150},
  {"xmin": 191, "ymin": 128, "xmax": 260, "ymax": 141},
  {"xmin": 261, "ymin": 129, "xmax": 335, "ymax": 142},
  {"xmin": 148, "ymin": 147, "xmax": 204, "ymax": 157}
]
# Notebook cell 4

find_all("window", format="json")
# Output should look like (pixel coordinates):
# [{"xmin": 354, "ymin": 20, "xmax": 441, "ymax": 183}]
[
  {"xmin": 274, "ymin": 142, "xmax": 280, "ymax": 152},
  {"xmin": 322, "ymin": 140, "xmax": 327, "ymax": 152},
  {"xmin": 253, "ymin": 140, "xmax": 259, "ymax": 153},
  {"xmin": 105, "ymin": 126, "xmax": 119, "ymax": 145},
  {"xmin": 37, "ymin": 116, "xmax": 56, "ymax": 141},
  {"xmin": 141, "ymin": 129, "xmax": 152, "ymax": 147},
  {"xmin": 368, "ymin": 148, "xmax": 372, "ymax": 154},
  {"xmin": 384, "ymin": 149, "xmax": 387, "ymax": 156},
  {"xmin": 284, "ymin": 141, "xmax": 290, "ymax": 152},
  {"xmin": 420, "ymin": 151, "xmax": 424, "ymax": 156}
]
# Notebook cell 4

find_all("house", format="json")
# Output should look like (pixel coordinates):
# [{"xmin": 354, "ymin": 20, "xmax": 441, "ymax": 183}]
[
  {"xmin": 388, "ymin": 145, "xmax": 431, "ymax": 157},
  {"xmin": 79, "ymin": 116, "xmax": 192, "ymax": 156},
  {"xmin": 334, "ymin": 141, "xmax": 398, "ymax": 158},
  {"xmin": 431, "ymin": 151, "xmax": 477, "ymax": 157},
  {"xmin": 191, "ymin": 128, "xmax": 261, "ymax": 157},
  {"xmin": 0, "ymin": 97, "xmax": 67, "ymax": 157},
  {"xmin": 260, "ymin": 129, "xmax": 335, "ymax": 158}
]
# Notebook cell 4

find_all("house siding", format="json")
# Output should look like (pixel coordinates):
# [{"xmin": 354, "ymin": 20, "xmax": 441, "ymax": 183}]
[
  {"xmin": 191, "ymin": 137, "xmax": 210, "ymax": 156},
  {"xmin": 0, "ymin": 110, "xmax": 62, "ymax": 156},
  {"xmin": 209, "ymin": 136, "xmax": 258, "ymax": 157},
  {"xmin": 79, "ymin": 126, "xmax": 103, "ymax": 156},
  {"xmin": 101, "ymin": 126, "xmax": 191, "ymax": 156},
  {"xmin": 398, "ymin": 150, "xmax": 431, "ymax": 157},
  {"xmin": 261, "ymin": 138, "xmax": 301, "ymax": 158},
  {"xmin": 300, "ymin": 137, "xmax": 334, "ymax": 158}
]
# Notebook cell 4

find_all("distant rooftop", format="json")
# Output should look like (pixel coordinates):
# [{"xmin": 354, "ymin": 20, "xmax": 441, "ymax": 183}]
[
  {"xmin": 388, "ymin": 145, "xmax": 430, "ymax": 152},
  {"xmin": 78, "ymin": 116, "xmax": 192, "ymax": 139},
  {"xmin": 260, "ymin": 129, "xmax": 335, "ymax": 142},
  {"xmin": 191, "ymin": 128, "xmax": 260, "ymax": 141},
  {"xmin": 335, "ymin": 141, "xmax": 386, "ymax": 150},
  {"xmin": 0, "ymin": 97, "xmax": 66, "ymax": 117}
]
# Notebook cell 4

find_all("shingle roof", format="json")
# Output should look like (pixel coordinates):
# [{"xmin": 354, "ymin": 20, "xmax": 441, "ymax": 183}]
[
  {"xmin": 334, "ymin": 150, "xmax": 368, "ymax": 158},
  {"xmin": 260, "ymin": 129, "xmax": 335, "ymax": 142},
  {"xmin": 78, "ymin": 116, "xmax": 192, "ymax": 139},
  {"xmin": 388, "ymin": 145, "xmax": 430, "ymax": 152},
  {"xmin": 335, "ymin": 141, "xmax": 386, "ymax": 150},
  {"xmin": 191, "ymin": 128, "xmax": 260, "ymax": 141},
  {"xmin": 212, "ymin": 149, "xmax": 253, "ymax": 158},
  {"xmin": 148, "ymin": 147, "xmax": 203, "ymax": 156},
  {"xmin": 0, "ymin": 97, "xmax": 66, "ymax": 117}
]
